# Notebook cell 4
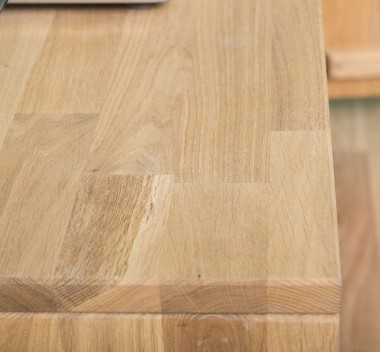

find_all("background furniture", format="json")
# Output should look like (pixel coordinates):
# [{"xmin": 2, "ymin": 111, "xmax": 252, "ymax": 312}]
[{"xmin": 324, "ymin": 0, "xmax": 380, "ymax": 98}]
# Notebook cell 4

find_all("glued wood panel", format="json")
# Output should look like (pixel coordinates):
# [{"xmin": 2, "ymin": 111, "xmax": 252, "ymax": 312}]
[
  {"xmin": 0, "ymin": 0, "xmax": 339, "ymax": 317},
  {"xmin": 0, "ymin": 130, "xmax": 340, "ymax": 314}
]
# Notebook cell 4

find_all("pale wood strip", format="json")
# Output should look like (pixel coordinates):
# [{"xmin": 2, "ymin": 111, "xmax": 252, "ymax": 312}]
[
  {"xmin": 0, "ymin": 114, "xmax": 98, "ymax": 277},
  {"xmin": 0, "ymin": 313, "xmax": 339, "ymax": 352},
  {"xmin": 268, "ymin": 131, "xmax": 339, "ymax": 278},
  {"xmin": 156, "ymin": 183, "xmax": 269, "ymax": 279},
  {"xmin": 266, "ymin": 315, "xmax": 339, "ymax": 351},
  {"xmin": 86, "ymin": 2, "xmax": 191, "ymax": 176},
  {"xmin": 176, "ymin": 0, "xmax": 271, "ymax": 182},
  {"xmin": 271, "ymin": 0, "xmax": 328, "ymax": 130},
  {"xmin": 0, "ymin": 9, "xmax": 54, "ymax": 149},
  {"xmin": 16, "ymin": 9, "xmax": 125, "ymax": 114}
]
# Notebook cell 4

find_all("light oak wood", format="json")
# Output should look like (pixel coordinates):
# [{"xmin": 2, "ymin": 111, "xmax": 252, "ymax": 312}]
[
  {"xmin": 0, "ymin": 0, "xmax": 339, "ymax": 349},
  {"xmin": 17, "ymin": 10, "xmax": 126, "ymax": 113},
  {"xmin": 327, "ymin": 49, "xmax": 380, "ymax": 80},
  {"xmin": 0, "ymin": 1, "xmax": 340, "ymax": 314},
  {"xmin": 0, "ymin": 313, "xmax": 339, "ymax": 351},
  {"xmin": 0, "ymin": 9, "xmax": 54, "ymax": 149},
  {"xmin": 324, "ymin": 0, "xmax": 380, "ymax": 98},
  {"xmin": 271, "ymin": 0, "xmax": 329, "ymax": 131},
  {"xmin": 331, "ymin": 99, "xmax": 380, "ymax": 351}
]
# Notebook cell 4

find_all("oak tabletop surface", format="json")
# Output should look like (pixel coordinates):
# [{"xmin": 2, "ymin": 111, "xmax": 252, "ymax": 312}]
[{"xmin": 0, "ymin": 0, "xmax": 340, "ymax": 315}]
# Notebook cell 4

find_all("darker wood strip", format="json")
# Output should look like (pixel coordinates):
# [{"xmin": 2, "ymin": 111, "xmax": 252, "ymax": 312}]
[
  {"xmin": 0, "ymin": 278, "xmax": 162, "ymax": 313},
  {"xmin": 56, "ymin": 175, "xmax": 152, "ymax": 279},
  {"xmin": 0, "ymin": 278, "xmax": 340, "ymax": 314}
]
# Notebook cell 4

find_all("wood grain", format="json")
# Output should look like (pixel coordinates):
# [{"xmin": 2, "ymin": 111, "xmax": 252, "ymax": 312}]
[
  {"xmin": 57, "ymin": 175, "xmax": 174, "ymax": 280},
  {"xmin": 0, "ymin": 0, "xmax": 340, "ymax": 349},
  {"xmin": 271, "ymin": 0, "xmax": 329, "ymax": 130},
  {"xmin": 331, "ymin": 99, "xmax": 380, "ymax": 351},
  {"xmin": 0, "ymin": 0, "xmax": 340, "ymax": 316},
  {"xmin": 87, "ymin": 0, "xmax": 272, "ymax": 182},
  {"xmin": 0, "ymin": 313, "xmax": 339, "ymax": 352},
  {"xmin": 268, "ymin": 131, "xmax": 338, "ymax": 278},
  {"xmin": 0, "ymin": 9, "xmax": 54, "ymax": 149},
  {"xmin": 173, "ymin": 0, "xmax": 271, "ymax": 182},
  {"xmin": 17, "ymin": 9, "xmax": 126, "ymax": 113},
  {"xmin": 86, "ymin": 1, "xmax": 191, "ymax": 176},
  {"xmin": 0, "ymin": 114, "xmax": 98, "ymax": 276}
]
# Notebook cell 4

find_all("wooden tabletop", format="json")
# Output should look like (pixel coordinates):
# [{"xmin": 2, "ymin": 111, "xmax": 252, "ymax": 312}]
[{"xmin": 0, "ymin": 0, "xmax": 340, "ymax": 316}]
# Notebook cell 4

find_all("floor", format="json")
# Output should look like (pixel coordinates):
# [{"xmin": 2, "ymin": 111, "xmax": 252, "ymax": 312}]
[{"xmin": 331, "ymin": 98, "xmax": 380, "ymax": 352}]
